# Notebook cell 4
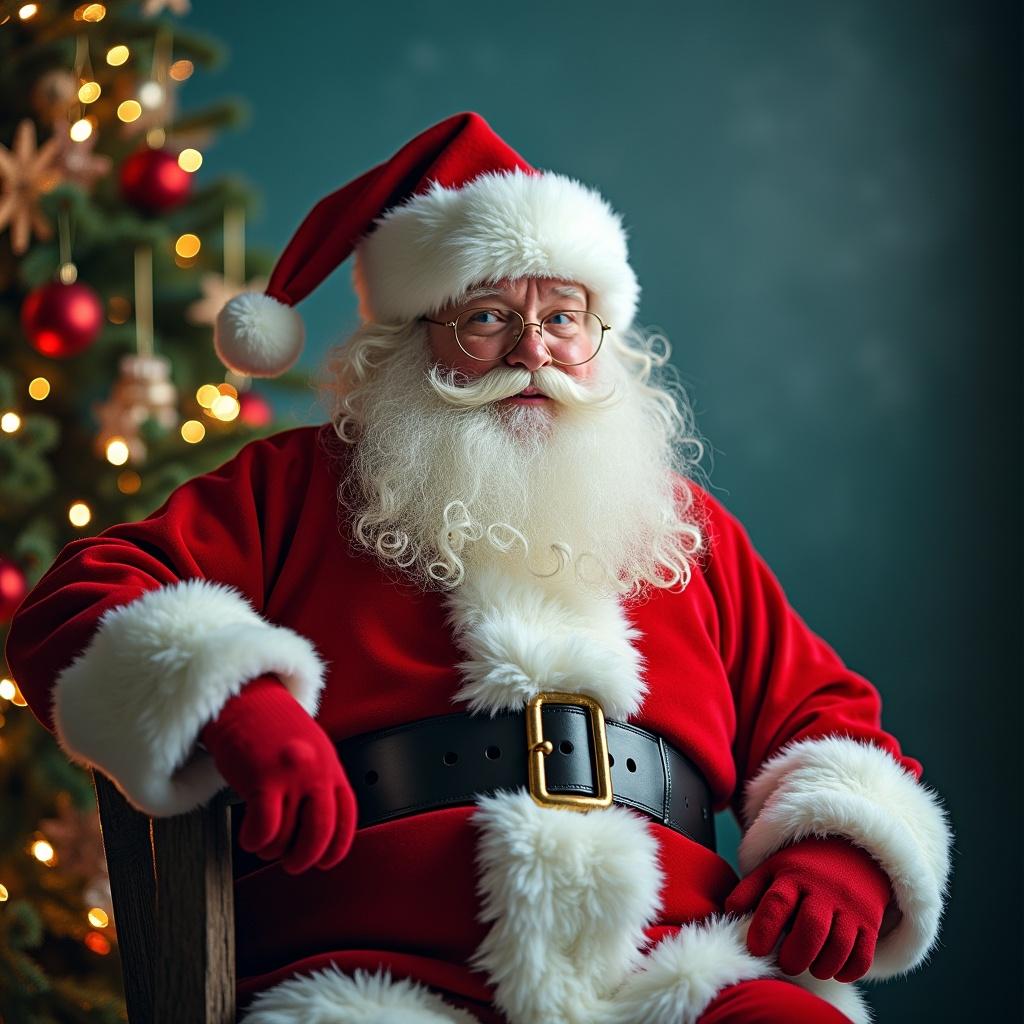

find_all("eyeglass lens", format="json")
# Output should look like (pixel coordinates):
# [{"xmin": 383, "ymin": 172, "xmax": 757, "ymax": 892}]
[{"xmin": 454, "ymin": 308, "xmax": 603, "ymax": 365}]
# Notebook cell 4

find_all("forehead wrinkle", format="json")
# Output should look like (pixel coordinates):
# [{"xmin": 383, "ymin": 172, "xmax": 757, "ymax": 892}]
[{"xmin": 456, "ymin": 281, "xmax": 587, "ymax": 308}]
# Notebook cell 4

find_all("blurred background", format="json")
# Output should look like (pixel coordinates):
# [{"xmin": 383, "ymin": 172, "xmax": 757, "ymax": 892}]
[{"xmin": 0, "ymin": 1, "xmax": 1019, "ymax": 1020}]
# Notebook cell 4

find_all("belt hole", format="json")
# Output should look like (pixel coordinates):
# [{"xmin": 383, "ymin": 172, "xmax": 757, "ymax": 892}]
[
  {"xmin": 485, "ymin": 745, "xmax": 501, "ymax": 760},
  {"xmin": 443, "ymin": 751, "xmax": 459, "ymax": 766},
  {"xmin": 558, "ymin": 740, "xmax": 574, "ymax": 755},
  {"xmin": 364, "ymin": 770, "xmax": 379, "ymax": 786},
  {"xmin": 626, "ymin": 757, "xmax": 637, "ymax": 773}
]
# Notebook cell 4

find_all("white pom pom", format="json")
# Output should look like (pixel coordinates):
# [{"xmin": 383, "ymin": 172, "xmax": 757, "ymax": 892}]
[{"xmin": 214, "ymin": 292, "xmax": 305, "ymax": 378}]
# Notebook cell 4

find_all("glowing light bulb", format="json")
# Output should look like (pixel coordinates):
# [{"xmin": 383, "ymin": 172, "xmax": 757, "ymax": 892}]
[
  {"xmin": 1, "ymin": 412, "xmax": 21, "ymax": 433},
  {"xmin": 196, "ymin": 384, "xmax": 220, "ymax": 408},
  {"xmin": 78, "ymin": 81, "xmax": 101, "ymax": 103},
  {"xmin": 75, "ymin": 3, "xmax": 107, "ymax": 20},
  {"xmin": 28, "ymin": 378, "xmax": 50, "ymax": 400},
  {"xmin": 32, "ymin": 840, "xmax": 55, "ymax": 863},
  {"xmin": 178, "ymin": 148, "xmax": 202, "ymax": 173},
  {"xmin": 211, "ymin": 395, "xmax": 240, "ymax": 422},
  {"xmin": 175, "ymin": 233, "xmax": 201, "ymax": 258},
  {"xmin": 169, "ymin": 59, "xmax": 194, "ymax": 81},
  {"xmin": 117, "ymin": 100, "xmax": 141, "ymax": 123},
  {"xmin": 87, "ymin": 907, "xmax": 109, "ymax": 927},
  {"xmin": 0, "ymin": 884, "xmax": 8, "ymax": 901},
  {"xmin": 105, "ymin": 438, "xmax": 129, "ymax": 466},
  {"xmin": 106, "ymin": 45, "xmax": 129, "ymax": 66},
  {"xmin": 18, "ymin": 4, "xmax": 38, "ymax": 20},
  {"xmin": 138, "ymin": 81, "xmax": 164, "ymax": 108},
  {"xmin": 0, "ymin": 679, "xmax": 16, "ymax": 701},
  {"xmin": 85, "ymin": 931, "xmax": 111, "ymax": 954},
  {"xmin": 69, "ymin": 502, "xmax": 92, "ymax": 528},
  {"xmin": 69, "ymin": 118, "xmax": 93, "ymax": 142},
  {"xmin": 181, "ymin": 420, "xmax": 206, "ymax": 443}
]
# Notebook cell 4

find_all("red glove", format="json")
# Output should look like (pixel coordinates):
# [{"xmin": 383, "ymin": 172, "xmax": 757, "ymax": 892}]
[
  {"xmin": 724, "ymin": 835, "xmax": 896, "ymax": 982},
  {"xmin": 199, "ymin": 674, "xmax": 357, "ymax": 875}
]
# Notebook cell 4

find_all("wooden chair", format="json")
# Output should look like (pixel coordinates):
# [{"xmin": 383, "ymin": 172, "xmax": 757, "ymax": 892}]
[{"xmin": 91, "ymin": 771, "xmax": 239, "ymax": 1024}]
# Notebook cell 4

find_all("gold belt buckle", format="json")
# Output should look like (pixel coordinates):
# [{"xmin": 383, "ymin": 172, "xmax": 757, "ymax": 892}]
[{"xmin": 526, "ymin": 691, "xmax": 613, "ymax": 812}]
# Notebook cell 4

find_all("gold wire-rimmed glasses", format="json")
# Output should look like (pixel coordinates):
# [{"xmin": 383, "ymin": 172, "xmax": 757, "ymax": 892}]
[{"xmin": 420, "ymin": 307, "xmax": 610, "ymax": 366}]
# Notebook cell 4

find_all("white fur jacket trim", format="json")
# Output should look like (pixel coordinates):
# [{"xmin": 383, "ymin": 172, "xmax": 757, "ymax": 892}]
[
  {"xmin": 52, "ymin": 577, "xmax": 327, "ymax": 817},
  {"xmin": 739, "ymin": 734, "xmax": 953, "ymax": 979}
]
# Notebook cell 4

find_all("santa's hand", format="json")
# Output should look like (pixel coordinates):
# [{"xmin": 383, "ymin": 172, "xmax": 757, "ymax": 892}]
[
  {"xmin": 724, "ymin": 835, "xmax": 894, "ymax": 982},
  {"xmin": 199, "ymin": 674, "xmax": 357, "ymax": 874}
]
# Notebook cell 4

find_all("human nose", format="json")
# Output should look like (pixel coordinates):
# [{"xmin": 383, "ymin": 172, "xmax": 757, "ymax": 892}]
[{"xmin": 503, "ymin": 319, "xmax": 552, "ymax": 372}]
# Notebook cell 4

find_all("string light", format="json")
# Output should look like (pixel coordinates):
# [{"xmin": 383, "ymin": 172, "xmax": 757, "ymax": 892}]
[
  {"xmin": 69, "ymin": 118, "xmax": 93, "ymax": 142},
  {"xmin": 175, "ymin": 233, "xmax": 201, "ymax": 259},
  {"xmin": 18, "ymin": 4, "xmax": 38, "ymax": 20},
  {"xmin": 68, "ymin": 502, "xmax": 92, "ymax": 528},
  {"xmin": 196, "ymin": 384, "xmax": 220, "ymax": 408},
  {"xmin": 85, "ymin": 931, "xmax": 111, "ymax": 955},
  {"xmin": 117, "ymin": 470, "xmax": 142, "ymax": 494},
  {"xmin": 138, "ymin": 81, "xmax": 164, "ymax": 108},
  {"xmin": 211, "ymin": 394, "xmax": 240, "ymax": 422},
  {"xmin": 28, "ymin": 378, "xmax": 50, "ymax": 400},
  {"xmin": 1, "ymin": 412, "xmax": 21, "ymax": 433},
  {"xmin": 117, "ymin": 100, "xmax": 141, "ymax": 123},
  {"xmin": 106, "ymin": 45, "xmax": 130, "ymax": 67},
  {"xmin": 146, "ymin": 127, "xmax": 166, "ymax": 148},
  {"xmin": 74, "ymin": 3, "xmax": 107, "ymax": 20},
  {"xmin": 31, "ymin": 839, "xmax": 55, "ymax": 864},
  {"xmin": 78, "ymin": 81, "xmax": 101, "ymax": 103},
  {"xmin": 181, "ymin": 420, "xmax": 205, "ymax": 443},
  {"xmin": 105, "ymin": 438, "xmax": 129, "ymax": 466},
  {"xmin": 0, "ymin": 679, "xmax": 16, "ymax": 701},
  {"xmin": 217, "ymin": 382, "xmax": 238, "ymax": 398},
  {"xmin": 87, "ymin": 907, "xmax": 109, "ymax": 928},
  {"xmin": 0, "ymin": 884, "xmax": 8, "ymax": 901},
  {"xmin": 178, "ymin": 148, "xmax": 202, "ymax": 173}
]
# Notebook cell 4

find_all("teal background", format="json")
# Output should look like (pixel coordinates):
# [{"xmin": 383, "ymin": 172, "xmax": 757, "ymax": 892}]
[{"xmin": 179, "ymin": 1, "xmax": 1020, "ymax": 1020}]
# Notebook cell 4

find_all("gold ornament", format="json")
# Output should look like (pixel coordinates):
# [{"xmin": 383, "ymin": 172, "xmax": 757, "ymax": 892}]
[
  {"xmin": 186, "ymin": 272, "xmax": 268, "ymax": 327},
  {"xmin": 93, "ymin": 353, "xmax": 179, "ymax": 466},
  {"xmin": 0, "ymin": 120, "xmax": 64, "ymax": 255}
]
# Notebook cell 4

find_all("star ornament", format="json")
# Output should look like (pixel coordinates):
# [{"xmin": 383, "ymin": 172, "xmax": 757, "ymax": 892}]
[
  {"xmin": 187, "ymin": 272, "xmax": 269, "ymax": 327},
  {"xmin": 0, "ymin": 119, "xmax": 64, "ymax": 255}
]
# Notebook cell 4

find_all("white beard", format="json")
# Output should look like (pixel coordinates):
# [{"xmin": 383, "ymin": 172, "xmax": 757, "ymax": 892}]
[{"xmin": 327, "ymin": 322, "xmax": 706, "ymax": 598}]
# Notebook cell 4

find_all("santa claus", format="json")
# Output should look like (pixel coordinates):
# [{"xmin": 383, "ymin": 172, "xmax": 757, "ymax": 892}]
[{"xmin": 4, "ymin": 112, "xmax": 952, "ymax": 1023}]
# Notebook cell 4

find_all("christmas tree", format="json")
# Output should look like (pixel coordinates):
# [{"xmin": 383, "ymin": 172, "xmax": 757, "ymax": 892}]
[{"xmin": 0, "ymin": 2, "xmax": 308, "ymax": 1018}]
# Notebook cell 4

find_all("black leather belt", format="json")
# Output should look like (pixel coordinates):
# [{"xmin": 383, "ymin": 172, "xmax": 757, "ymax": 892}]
[{"xmin": 335, "ymin": 695, "xmax": 716, "ymax": 852}]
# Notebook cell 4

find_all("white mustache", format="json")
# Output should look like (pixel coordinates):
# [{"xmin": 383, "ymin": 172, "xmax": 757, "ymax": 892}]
[{"xmin": 426, "ymin": 365, "xmax": 620, "ymax": 410}]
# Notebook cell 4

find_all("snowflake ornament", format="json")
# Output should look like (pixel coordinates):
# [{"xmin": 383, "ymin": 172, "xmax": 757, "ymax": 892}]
[{"xmin": 0, "ymin": 119, "xmax": 64, "ymax": 255}]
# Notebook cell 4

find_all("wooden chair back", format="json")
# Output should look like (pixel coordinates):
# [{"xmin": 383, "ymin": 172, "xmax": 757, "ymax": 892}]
[{"xmin": 91, "ymin": 771, "xmax": 238, "ymax": 1024}]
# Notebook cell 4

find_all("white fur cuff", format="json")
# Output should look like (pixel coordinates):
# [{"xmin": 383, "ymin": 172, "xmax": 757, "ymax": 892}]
[
  {"xmin": 240, "ymin": 966, "xmax": 480, "ymax": 1024},
  {"xmin": 52, "ymin": 578, "xmax": 327, "ymax": 817},
  {"xmin": 738, "ymin": 735, "xmax": 953, "ymax": 979}
]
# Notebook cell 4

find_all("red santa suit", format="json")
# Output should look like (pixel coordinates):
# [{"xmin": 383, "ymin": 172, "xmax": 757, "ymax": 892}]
[
  {"xmin": 3, "ymin": 111, "xmax": 951, "ymax": 1023},
  {"xmin": 4, "ymin": 424, "xmax": 951, "ymax": 1024}
]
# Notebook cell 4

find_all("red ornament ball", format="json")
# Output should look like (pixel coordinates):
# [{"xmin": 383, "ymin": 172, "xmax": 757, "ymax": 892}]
[
  {"xmin": 0, "ymin": 556, "xmax": 27, "ymax": 624},
  {"xmin": 120, "ymin": 147, "xmax": 192, "ymax": 213},
  {"xmin": 21, "ymin": 281, "xmax": 104, "ymax": 358},
  {"xmin": 238, "ymin": 390, "xmax": 273, "ymax": 428}
]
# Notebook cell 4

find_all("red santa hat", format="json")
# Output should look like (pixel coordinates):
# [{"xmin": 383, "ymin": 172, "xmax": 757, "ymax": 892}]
[{"xmin": 214, "ymin": 111, "xmax": 640, "ymax": 377}]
